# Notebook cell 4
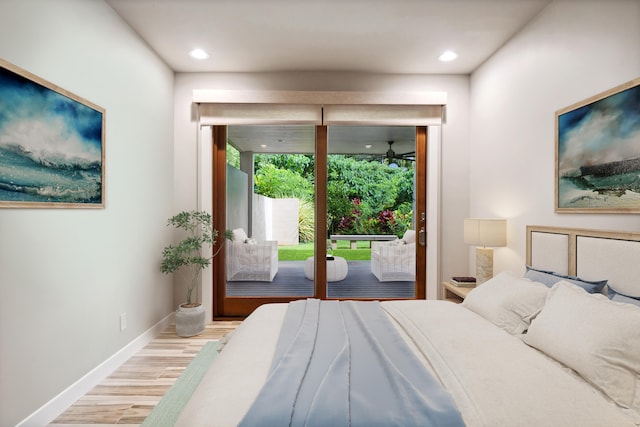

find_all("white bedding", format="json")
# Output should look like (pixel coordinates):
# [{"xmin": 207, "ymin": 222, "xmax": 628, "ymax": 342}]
[{"xmin": 176, "ymin": 299, "xmax": 638, "ymax": 427}]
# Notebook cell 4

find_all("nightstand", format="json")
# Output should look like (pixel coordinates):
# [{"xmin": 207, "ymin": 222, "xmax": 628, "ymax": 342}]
[{"xmin": 441, "ymin": 281, "xmax": 474, "ymax": 303}]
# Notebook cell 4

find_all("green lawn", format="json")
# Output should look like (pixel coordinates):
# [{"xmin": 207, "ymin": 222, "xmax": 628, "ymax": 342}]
[{"xmin": 278, "ymin": 241, "xmax": 372, "ymax": 261}]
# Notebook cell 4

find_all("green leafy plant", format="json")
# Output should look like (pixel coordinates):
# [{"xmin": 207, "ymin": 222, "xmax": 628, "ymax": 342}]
[
  {"xmin": 254, "ymin": 163, "xmax": 313, "ymax": 200},
  {"xmin": 297, "ymin": 197, "xmax": 315, "ymax": 243},
  {"xmin": 252, "ymin": 153, "xmax": 416, "ymax": 238},
  {"xmin": 160, "ymin": 211, "xmax": 231, "ymax": 306},
  {"xmin": 337, "ymin": 198, "xmax": 412, "ymax": 237}
]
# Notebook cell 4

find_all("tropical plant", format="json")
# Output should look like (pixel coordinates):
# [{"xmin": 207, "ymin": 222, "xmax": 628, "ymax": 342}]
[
  {"xmin": 393, "ymin": 203, "xmax": 414, "ymax": 234},
  {"xmin": 255, "ymin": 153, "xmax": 314, "ymax": 180},
  {"xmin": 226, "ymin": 143, "xmax": 240, "ymax": 169},
  {"xmin": 327, "ymin": 181, "xmax": 354, "ymax": 234},
  {"xmin": 160, "ymin": 211, "xmax": 231, "ymax": 306},
  {"xmin": 253, "ymin": 152, "xmax": 416, "ymax": 237},
  {"xmin": 336, "ymin": 198, "xmax": 413, "ymax": 237},
  {"xmin": 297, "ymin": 197, "xmax": 315, "ymax": 243},
  {"xmin": 254, "ymin": 163, "xmax": 314, "ymax": 200}
]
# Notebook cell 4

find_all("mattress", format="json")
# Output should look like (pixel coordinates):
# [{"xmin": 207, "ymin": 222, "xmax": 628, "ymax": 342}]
[{"xmin": 175, "ymin": 298, "xmax": 638, "ymax": 427}]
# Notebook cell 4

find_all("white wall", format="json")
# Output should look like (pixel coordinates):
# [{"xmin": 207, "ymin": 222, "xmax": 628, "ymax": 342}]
[
  {"xmin": 470, "ymin": 0, "xmax": 640, "ymax": 276},
  {"xmin": 4, "ymin": 0, "xmax": 637, "ymax": 423},
  {"xmin": 271, "ymin": 198, "xmax": 300, "ymax": 245},
  {"xmin": 252, "ymin": 194, "xmax": 271, "ymax": 242},
  {"xmin": 174, "ymin": 72, "xmax": 471, "ymax": 301},
  {"xmin": 0, "ymin": 1, "xmax": 175, "ymax": 425}
]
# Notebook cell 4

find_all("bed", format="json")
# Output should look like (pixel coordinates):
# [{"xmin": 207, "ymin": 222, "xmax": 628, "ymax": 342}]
[{"xmin": 175, "ymin": 226, "xmax": 640, "ymax": 426}]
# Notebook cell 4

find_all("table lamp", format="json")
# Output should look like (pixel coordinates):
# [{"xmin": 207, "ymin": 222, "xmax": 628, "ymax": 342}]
[{"xmin": 464, "ymin": 218, "xmax": 507, "ymax": 284}]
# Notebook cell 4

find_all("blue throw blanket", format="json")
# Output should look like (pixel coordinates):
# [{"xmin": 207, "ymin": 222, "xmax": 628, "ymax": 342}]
[{"xmin": 239, "ymin": 299, "xmax": 465, "ymax": 427}]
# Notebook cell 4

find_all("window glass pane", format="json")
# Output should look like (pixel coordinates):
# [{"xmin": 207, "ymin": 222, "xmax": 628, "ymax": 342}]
[
  {"xmin": 225, "ymin": 125, "xmax": 316, "ymax": 298},
  {"xmin": 326, "ymin": 126, "xmax": 416, "ymax": 298}
]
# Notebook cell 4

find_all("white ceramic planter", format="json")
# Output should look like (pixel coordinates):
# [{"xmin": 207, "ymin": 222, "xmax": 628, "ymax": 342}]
[{"xmin": 175, "ymin": 303, "xmax": 206, "ymax": 337}]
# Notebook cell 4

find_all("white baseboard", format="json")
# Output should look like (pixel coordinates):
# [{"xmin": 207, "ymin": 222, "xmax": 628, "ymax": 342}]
[{"xmin": 17, "ymin": 312, "xmax": 174, "ymax": 427}]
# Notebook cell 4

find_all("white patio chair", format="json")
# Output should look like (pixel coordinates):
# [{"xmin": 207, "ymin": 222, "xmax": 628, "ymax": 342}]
[
  {"xmin": 226, "ymin": 228, "xmax": 278, "ymax": 281},
  {"xmin": 370, "ymin": 230, "xmax": 416, "ymax": 282}
]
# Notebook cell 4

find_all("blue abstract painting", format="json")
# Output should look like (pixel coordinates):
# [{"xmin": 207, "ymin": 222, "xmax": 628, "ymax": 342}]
[
  {"xmin": 556, "ymin": 80, "xmax": 640, "ymax": 212},
  {"xmin": 0, "ymin": 60, "xmax": 104, "ymax": 207}
]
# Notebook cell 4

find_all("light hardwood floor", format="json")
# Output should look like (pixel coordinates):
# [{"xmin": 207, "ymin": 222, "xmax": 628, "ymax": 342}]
[{"xmin": 50, "ymin": 321, "xmax": 241, "ymax": 426}]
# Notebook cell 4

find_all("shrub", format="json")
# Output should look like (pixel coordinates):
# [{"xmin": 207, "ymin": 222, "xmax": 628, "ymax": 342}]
[
  {"xmin": 337, "ymin": 199, "xmax": 413, "ymax": 237},
  {"xmin": 254, "ymin": 163, "xmax": 313, "ymax": 200},
  {"xmin": 297, "ymin": 197, "xmax": 315, "ymax": 243}
]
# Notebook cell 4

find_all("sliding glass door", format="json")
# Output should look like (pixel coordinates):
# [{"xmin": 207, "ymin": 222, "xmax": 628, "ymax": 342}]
[
  {"xmin": 213, "ymin": 125, "xmax": 427, "ymax": 318},
  {"xmin": 325, "ymin": 126, "xmax": 418, "ymax": 299},
  {"xmin": 225, "ymin": 125, "xmax": 316, "ymax": 301}
]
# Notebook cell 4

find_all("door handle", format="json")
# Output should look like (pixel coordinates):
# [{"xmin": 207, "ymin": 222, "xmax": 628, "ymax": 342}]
[{"xmin": 419, "ymin": 228, "xmax": 426, "ymax": 246}]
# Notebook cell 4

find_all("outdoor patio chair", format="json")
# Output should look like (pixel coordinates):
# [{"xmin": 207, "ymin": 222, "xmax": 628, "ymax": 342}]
[
  {"xmin": 370, "ymin": 230, "xmax": 416, "ymax": 282},
  {"xmin": 226, "ymin": 228, "xmax": 278, "ymax": 281}
]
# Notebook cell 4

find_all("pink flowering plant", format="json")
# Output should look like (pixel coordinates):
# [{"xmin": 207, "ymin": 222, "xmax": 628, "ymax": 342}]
[{"xmin": 337, "ymin": 198, "xmax": 412, "ymax": 237}]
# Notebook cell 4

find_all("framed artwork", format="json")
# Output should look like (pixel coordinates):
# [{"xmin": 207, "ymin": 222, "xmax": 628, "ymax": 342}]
[
  {"xmin": 0, "ymin": 59, "xmax": 105, "ymax": 208},
  {"xmin": 556, "ymin": 78, "xmax": 640, "ymax": 213}
]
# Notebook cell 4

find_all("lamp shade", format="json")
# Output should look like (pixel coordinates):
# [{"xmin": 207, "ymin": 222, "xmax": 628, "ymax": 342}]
[{"xmin": 464, "ymin": 218, "xmax": 507, "ymax": 247}]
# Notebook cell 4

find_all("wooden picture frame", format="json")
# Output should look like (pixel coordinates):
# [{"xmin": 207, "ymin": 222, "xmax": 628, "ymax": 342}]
[
  {"xmin": 0, "ymin": 59, "xmax": 105, "ymax": 208},
  {"xmin": 555, "ymin": 78, "xmax": 640, "ymax": 213}
]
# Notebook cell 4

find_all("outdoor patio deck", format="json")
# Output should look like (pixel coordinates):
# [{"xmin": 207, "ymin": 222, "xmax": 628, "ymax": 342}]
[{"xmin": 226, "ymin": 260, "xmax": 415, "ymax": 299}]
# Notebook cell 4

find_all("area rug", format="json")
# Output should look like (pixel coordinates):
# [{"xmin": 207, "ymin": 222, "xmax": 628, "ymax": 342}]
[{"xmin": 141, "ymin": 340, "xmax": 221, "ymax": 426}]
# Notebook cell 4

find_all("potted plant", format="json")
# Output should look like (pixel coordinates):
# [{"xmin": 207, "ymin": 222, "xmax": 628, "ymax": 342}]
[{"xmin": 160, "ymin": 210, "xmax": 230, "ymax": 337}]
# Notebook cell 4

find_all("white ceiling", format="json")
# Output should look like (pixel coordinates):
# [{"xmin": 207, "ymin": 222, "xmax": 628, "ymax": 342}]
[
  {"xmin": 105, "ymin": 0, "xmax": 551, "ymax": 154},
  {"xmin": 105, "ymin": 0, "xmax": 550, "ymax": 74}
]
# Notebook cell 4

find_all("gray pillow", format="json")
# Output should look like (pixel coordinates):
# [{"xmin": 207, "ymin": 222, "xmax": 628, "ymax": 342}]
[
  {"xmin": 524, "ymin": 265, "xmax": 607, "ymax": 294},
  {"xmin": 608, "ymin": 287, "xmax": 640, "ymax": 308}
]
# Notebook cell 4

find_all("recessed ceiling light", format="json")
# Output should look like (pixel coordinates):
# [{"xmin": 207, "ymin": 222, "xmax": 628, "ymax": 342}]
[
  {"xmin": 260, "ymin": 144, "xmax": 268, "ymax": 148},
  {"xmin": 365, "ymin": 144, "xmax": 372, "ymax": 149},
  {"xmin": 438, "ymin": 50, "xmax": 458, "ymax": 62},
  {"xmin": 189, "ymin": 48, "xmax": 209, "ymax": 60}
]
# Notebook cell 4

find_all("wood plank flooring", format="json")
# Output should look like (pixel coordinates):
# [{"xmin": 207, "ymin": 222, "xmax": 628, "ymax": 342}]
[{"xmin": 50, "ymin": 321, "xmax": 241, "ymax": 426}]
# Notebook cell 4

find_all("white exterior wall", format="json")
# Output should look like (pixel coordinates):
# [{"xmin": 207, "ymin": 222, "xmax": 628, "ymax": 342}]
[
  {"xmin": 251, "ymin": 195, "xmax": 299, "ymax": 245},
  {"xmin": 251, "ymin": 194, "xmax": 271, "ymax": 242},
  {"xmin": 0, "ymin": 1, "xmax": 175, "ymax": 425},
  {"xmin": 271, "ymin": 198, "xmax": 300, "ymax": 245}
]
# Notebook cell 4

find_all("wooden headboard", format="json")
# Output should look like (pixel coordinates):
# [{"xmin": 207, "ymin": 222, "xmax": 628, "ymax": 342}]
[{"xmin": 526, "ymin": 225, "xmax": 640, "ymax": 297}]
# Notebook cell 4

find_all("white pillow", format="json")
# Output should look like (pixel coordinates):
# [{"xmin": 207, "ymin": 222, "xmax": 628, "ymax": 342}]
[
  {"xmin": 402, "ymin": 229, "xmax": 416, "ymax": 244},
  {"xmin": 462, "ymin": 271, "xmax": 549, "ymax": 335},
  {"xmin": 232, "ymin": 228, "xmax": 248, "ymax": 243},
  {"xmin": 524, "ymin": 281, "xmax": 640, "ymax": 412}
]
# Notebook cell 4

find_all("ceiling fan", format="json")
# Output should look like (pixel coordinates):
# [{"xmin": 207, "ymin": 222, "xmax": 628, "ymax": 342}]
[{"xmin": 385, "ymin": 141, "xmax": 415, "ymax": 162}]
